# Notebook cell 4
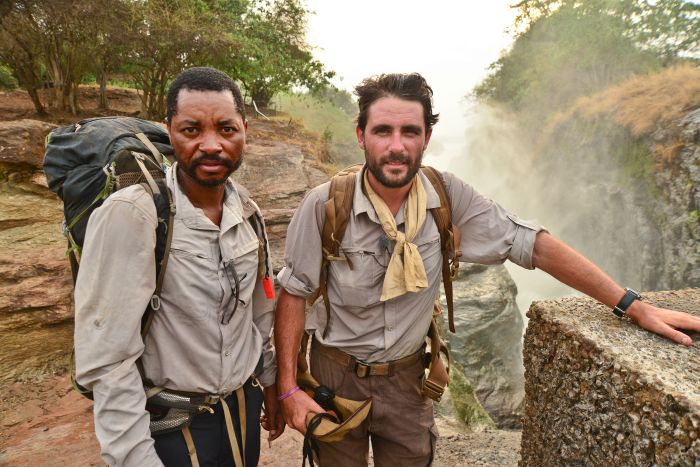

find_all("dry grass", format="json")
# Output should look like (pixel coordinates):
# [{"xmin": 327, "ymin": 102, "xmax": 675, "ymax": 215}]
[{"xmin": 546, "ymin": 64, "xmax": 700, "ymax": 138}]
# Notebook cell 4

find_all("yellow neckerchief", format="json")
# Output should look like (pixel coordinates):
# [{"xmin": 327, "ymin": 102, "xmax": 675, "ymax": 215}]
[{"xmin": 363, "ymin": 170, "xmax": 428, "ymax": 301}]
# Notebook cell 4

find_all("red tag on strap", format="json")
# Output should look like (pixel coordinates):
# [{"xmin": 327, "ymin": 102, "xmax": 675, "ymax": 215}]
[{"xmin": 263, "ymin": 276, "xmax": 275, "ymax": 299}]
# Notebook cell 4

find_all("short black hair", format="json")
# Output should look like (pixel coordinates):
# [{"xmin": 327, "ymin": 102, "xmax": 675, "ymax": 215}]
[
  {"xmin": 166, "ymin": 67, "xmax": 245, "ymax": 122},
  {"xmin": 355, "ymin": 73, "xmax": 439, "ymax": 132}
]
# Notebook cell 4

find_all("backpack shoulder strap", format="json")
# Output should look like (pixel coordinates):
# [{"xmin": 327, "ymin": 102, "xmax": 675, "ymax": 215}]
[
  {"xmin": 140, "ymin": 178, "xmax": 176, "ymax": 337},
  {"xmin": 309, "ymin": 164, "xmax": 362, "ymax": 338},
  {"xmin": 234, "ymin": 182, "xmax": 275, "ymax": 299},
  {"xmin": 421, "ymin": 166, "xmax": 461, "ymax": 333}
]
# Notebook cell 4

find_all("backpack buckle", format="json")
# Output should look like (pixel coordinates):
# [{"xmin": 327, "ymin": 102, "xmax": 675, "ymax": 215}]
[{"xmin": 150, "ymin": 294, "xmax": 162, "ymax": 311}]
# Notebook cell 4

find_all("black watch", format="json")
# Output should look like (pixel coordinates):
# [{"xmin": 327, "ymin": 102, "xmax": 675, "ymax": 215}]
[{"xmin": 613, "ymin": 288, "xmax": 642, "ymax": 317}]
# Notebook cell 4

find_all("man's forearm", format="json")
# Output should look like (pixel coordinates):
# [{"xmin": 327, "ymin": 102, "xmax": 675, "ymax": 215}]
[
  {"xmin": 274, "ymin": 289, "xmax": 307, "ymax": 392},
  {"xmin": 532, "ymin": 231, "xmax": 625, "ymax": 308}
]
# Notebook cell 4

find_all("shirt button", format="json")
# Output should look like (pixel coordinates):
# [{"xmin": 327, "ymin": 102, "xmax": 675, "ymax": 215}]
[
  {"xmin": 387, "ymin": 326, "xmax": 393, "ymax": 331},
  {"xmin": 225, "ymin": 351, "xmax": 231, "ymax": 356}
]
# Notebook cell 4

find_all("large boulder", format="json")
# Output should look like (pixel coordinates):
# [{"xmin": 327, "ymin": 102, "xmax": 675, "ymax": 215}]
[
  {"xmin": 522, "ymin": 289, "xmax": 700, "ymax": 465},
  {"xmin": 445, "ymin": 263, "xmax": 525, "ymax": 428},
  {"xmin": 0, "ymin": 119, "xmax": 56, "ymax": 172}
]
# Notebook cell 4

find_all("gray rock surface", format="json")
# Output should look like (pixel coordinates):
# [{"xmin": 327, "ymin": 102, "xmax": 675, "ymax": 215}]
[
  {"xmin": 521, "ymin": 289, "xmax": 700, "ymax": 465},
  {"xmin": 445, "ymin": 263, "xmax": 525, "ymax": 428}
]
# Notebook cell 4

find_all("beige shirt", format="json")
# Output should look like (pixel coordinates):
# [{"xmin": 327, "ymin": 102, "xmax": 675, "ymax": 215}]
[
  {"xmin": 278, "ymin": 167, "xmax": 542, "ymax": 363},
  {"xmin": 74, "ymin": 165, "xmax": 275, "ymax": 467}
]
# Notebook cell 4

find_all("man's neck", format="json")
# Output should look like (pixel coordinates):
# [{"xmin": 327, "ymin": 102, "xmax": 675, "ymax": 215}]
[
  {"xmin": 367, "ymin": 170, "xmax": 412, "ymax": 217},
  {"xmin": 177, "ymin": 167, "xmax": 226, "ymax": 225}
]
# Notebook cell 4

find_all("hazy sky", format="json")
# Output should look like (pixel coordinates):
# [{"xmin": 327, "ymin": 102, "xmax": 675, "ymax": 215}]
[{"xmin": 303, "ymin": 0, "xmax": 518, "ymax": 166}]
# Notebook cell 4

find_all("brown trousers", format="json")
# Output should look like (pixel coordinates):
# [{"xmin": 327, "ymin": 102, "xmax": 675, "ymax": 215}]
[{"xmin": 310, "ymin": 346, "xmax": 438, "ymax": 467}]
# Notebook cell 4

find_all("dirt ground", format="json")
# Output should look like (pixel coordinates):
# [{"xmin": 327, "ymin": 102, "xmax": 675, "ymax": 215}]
[{"xmin": 0, "ymin": 86, "xmax": 521, "ymax": 466}]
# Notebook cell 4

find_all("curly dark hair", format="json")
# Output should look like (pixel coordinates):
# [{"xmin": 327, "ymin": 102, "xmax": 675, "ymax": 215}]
[
  {"xmin": 166, "ymin": 67, "xmax": 245, "ymax": 122},
  {"xmin": 354, "ymin": 73, "xmax": 439, "ymax": 132}
]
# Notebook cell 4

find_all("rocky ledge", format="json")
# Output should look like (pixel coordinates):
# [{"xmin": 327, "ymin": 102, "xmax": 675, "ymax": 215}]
[{"xmin": 522, "ymin": 289, "xmax": 700, "ymax": 465}]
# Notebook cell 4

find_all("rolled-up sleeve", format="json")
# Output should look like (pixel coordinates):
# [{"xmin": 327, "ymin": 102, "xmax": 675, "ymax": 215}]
[
  {"xmin": 276, "ymin": 183, "xmax": 329, "ymax": 298},
  {"xmin": 74, "ymin": 186, "xmax": 163, "ymax": 467},
  {"xmin": 443, "ymin": 172, "xmax": 544, "ymax": 270}
]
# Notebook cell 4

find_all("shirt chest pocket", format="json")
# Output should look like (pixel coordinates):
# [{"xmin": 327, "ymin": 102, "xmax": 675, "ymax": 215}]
[
  {"xmin": 224, "ymin": 238, "xmax": 260, "ymax": 307},
  {"xmin": 164, "ymin": 247, "xmax": 222, "ymax": 321},
  {"xmin": 328, "ymin": 248, "xmax": 388, "ymax": 308}
]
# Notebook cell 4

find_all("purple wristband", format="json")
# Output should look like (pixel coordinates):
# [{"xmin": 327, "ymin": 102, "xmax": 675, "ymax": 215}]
[{"xmin": 277, "ymin": 386, "xmax": 301, "ymax": 401}]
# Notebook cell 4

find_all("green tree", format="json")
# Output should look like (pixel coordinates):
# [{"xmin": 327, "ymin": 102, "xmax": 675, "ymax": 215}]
[
  {"xmin": 0, "ymin": 0, "xmax": 120, "ymax": 115},
  {"xmin": 121, "ymin": 0, "xmax": 249, "ymax": 120},
  {"xmin": 225, "ymin": 0, "xmax": 333, "ymax": 108},
  {"xmin": 475, "ymin": 0, "xmax": 668, "ymax": 124}
]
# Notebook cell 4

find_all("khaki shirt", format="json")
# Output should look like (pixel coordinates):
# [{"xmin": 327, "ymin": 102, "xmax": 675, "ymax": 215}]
[
  {"xmin": 74, "ymin": 165, "xmax": 275, "ymax": 467},
  {"xmin": 278, "ymin": 167, "xmax": 542, "ymax": 363}
]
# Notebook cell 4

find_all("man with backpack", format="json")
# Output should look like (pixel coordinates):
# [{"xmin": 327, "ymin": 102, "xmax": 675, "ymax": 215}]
[
  {"xmin": 73, "ymin": 67, "xmax": 283, "ymax": 466},
  {"xmin": 273, "ymin": 72, "xmax": 700, "ymax": 466}
]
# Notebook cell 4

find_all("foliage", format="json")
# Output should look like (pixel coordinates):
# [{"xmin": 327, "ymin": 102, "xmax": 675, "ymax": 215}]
[
  {"xmin": 224, "ymin": 0, "xmax": 334, "ymax": 108},
  {"xmin": 0, "ymin": 0, "xmax": 120, "ymax": 115},
  {"xmin": 0, "ymin": 64, "xmax": 18, "ymax": 90},
  {"xmin": 121, "ymin": 0, "xmax": 241, "ymax": 119},
  {"xmin": 275, "ymin": 91, "xmax": 362, "ymax": 167},
  {"xmin": 477, "ymin": 0, "xmax": 699, "ymax": 127},
  {"xmin": 0, "ymin": 0, "xmax": 332, "ymax": 119},
  {"xmin": 512, "ymin": 0, "xmax": 700, "ymax": 62}
]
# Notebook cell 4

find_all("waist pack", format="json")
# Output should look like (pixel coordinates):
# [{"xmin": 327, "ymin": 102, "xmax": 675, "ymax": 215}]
[{"xmin": 43, "ymin": 116, "xmax": 176, "ymax": 399}]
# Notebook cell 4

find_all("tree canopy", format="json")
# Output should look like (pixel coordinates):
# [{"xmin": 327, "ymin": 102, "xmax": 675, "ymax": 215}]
[
  {"xmin": 0, "ymin": 0, "xmax": 332, "ymax": 119},
  {"xmin": 475, "ymin": 0, "xmax": 699, "ymax": 126}
]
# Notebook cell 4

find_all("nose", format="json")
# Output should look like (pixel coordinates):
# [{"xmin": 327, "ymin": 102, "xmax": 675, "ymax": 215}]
[
  {"xmin": 388, "ymin": 130, "xmax": 404, "ymax": 154},
  {"xmin": 198, "ymin": 130, "xmax": 222, "ymax": 154}
]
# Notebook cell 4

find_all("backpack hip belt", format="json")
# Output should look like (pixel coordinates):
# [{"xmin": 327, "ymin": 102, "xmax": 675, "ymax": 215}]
[
  {"xmin": 311, "ymin": 337, "xmax": 424, "ymax": 378},
  {"xmin": 146, "ymin": 384, "xmax": 250, "ymax": 467}
]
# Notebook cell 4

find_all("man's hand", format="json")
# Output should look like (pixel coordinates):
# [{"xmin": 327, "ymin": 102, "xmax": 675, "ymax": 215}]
[
  {"xmin": 280, "ymin": 388, "xmax": 324, "ymax": 435},
  {"xmin": 626, "ymin": 301, "xmax": 700, "ymax": 346},
  {"xmin": 260, "ymin": 385, "xmax": 286, "ymax": 441}
]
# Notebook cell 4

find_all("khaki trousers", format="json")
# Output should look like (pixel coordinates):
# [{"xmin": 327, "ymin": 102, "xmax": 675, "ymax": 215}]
[{"xmin": 310, "ymin": 346, "xmax": 438, "ymax": 467}]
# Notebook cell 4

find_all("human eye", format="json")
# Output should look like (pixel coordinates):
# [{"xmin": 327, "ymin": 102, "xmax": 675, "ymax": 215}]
[{"xmin": 181, "ymin": 126, "xmax": 199, "ymax": 135}]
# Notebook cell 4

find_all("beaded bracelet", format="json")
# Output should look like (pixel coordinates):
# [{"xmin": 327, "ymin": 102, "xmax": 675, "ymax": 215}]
[{"xmin": 277, "ymin": 385, "xmax": 301, "ymax": 401}]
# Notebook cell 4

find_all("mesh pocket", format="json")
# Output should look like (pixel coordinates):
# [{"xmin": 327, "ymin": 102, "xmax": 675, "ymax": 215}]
[{"xmin": 115, "ymin": 170, "xmax": 164, "ymax": 190}]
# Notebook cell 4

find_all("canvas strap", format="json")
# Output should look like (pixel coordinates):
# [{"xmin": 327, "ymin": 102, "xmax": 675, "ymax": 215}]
[
  {"xmin": 182, "ymin": 426, "xmax": 200, "ymax": 467},
  {"xmin": 135, "ymin": 132, "xmax": 163, "ymax": 164},
  {"xmin": 221, "ymin": 388, "xmax": 247, "ymax": 467}
]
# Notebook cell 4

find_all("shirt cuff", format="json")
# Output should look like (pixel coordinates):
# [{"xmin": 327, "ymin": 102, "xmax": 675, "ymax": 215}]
[
  {"xmin": 277, "ymin": 266, "xmax": 315, "ymax": 299},
  {"xmin": 507, "ymin": 214, "xmax": 545, "ymax": 270}
]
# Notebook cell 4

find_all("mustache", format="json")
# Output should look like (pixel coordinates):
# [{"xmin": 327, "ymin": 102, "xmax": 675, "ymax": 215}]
[
  {"xmin": 191, "ymin": 153, "xmax": 235, "ymax": 169},
  {"xmin": 380, "ymin": 153, "xmax": 410, "ymax": 164}
]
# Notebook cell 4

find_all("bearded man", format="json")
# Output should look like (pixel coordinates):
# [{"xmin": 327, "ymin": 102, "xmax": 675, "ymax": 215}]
[
  {"xmin": 74, "ymin": 67, "xmax": 284, "ymax": 466},
  {"xmin": 273, "ymin": 72, "xmax": 700, "ymax": 466}
]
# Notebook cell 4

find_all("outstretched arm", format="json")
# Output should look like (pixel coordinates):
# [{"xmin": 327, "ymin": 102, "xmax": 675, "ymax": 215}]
[
  {"xmin": 532, "ymin": 231, "xmax": 700, "ymax": 346},
  {"xmin": 274, "ymin": 289, "xmax": 324, "ymax": 434}
]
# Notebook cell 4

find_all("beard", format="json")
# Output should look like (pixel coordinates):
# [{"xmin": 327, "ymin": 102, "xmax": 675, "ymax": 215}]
[
  {"xmin": 179, "ymin": 153, "xmax": 242, "ymax": 187},
  {"xmin": 365, "ymin": 149, "xmax": 422, "ymax": 188}
]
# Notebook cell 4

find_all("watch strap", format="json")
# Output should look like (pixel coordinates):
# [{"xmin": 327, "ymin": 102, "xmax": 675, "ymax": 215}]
[{"xmin": 613, "ymin": 288, "xmax": 641, "ymax": 317}]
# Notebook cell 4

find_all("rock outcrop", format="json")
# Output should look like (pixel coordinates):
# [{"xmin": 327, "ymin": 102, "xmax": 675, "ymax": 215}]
[
  {"xmin": 0, "ymin": 119, "xmax": 57, "ymax": 172},
  {"xmin": 445, "ymin": 264, "xmax": 525, "ymax": 428},
  {"xmin": 521, "ymin": 289, "xmax": 700, "ymax": 465}
]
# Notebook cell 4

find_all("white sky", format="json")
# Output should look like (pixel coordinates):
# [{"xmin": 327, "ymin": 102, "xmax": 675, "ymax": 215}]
[{"xmin": 303, "ymin": 0, "xmax": 518, "ymax": 166}]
